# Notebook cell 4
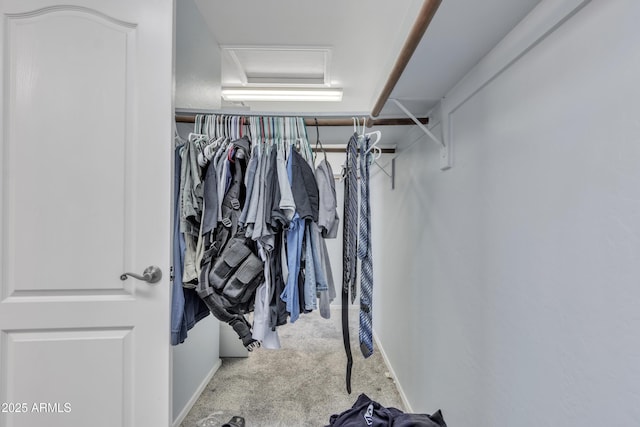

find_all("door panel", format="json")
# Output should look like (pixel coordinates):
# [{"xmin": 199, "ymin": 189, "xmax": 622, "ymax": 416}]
[
  {"xmin": 0, "ymin": 2, "xmax": 173, "ymax": 426},
  {"xmin": 4, "ymin": 8, "xmax": 133, "ymax": 296},
  {"xmin": 2, "ymin": 328, "xmax": 133, "ymax": 427}
]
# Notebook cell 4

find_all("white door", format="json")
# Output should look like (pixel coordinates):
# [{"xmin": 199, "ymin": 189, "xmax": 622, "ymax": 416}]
[{"xmin": 0, "ymin": 1, "xmax": 173, "ymax": 426}]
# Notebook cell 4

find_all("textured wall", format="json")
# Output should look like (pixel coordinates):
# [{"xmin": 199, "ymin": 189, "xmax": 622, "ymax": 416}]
[{"xmin": 371, "ymin": 0, "xmax": 640, "ymax": 425}]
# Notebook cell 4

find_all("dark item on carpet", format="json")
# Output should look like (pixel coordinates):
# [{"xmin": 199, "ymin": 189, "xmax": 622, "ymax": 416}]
[
  {"xmin": 221, "ymin": 415, "xmax": 245, "ymax": 427},
  {"xmin": 326, "ymin": 393, "xmax": 447, "ymax": 427}
]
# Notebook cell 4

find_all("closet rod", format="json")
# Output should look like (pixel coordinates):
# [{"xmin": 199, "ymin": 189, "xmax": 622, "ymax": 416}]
[
  {"xmin": 370, "ymin": 0, "xmax": 442, "ymax": 118},
  {"xmin": 311, "ymin": 146, "xmax": 396, "ymax": 154},
  {"xmin": 175, "ymin": 114, "xmax": 427, "ymax": 127}
]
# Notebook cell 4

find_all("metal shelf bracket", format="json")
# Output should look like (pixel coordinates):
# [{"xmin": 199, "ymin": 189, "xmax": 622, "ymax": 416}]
[
  {"xmin": 391, "ymin": 98, "xmax": 451, "ymax": 170},
  {"xmin": 373, "ymin": 158, "xmax": 395, "ymax": 190}
]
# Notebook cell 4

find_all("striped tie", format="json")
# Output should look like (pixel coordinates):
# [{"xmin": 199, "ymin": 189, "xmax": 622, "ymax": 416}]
[
  {"xmin": 344, "ymin": 134, "xmax": 359, "ymax": 299},
  {"xmin": 358, "ymin": 136, "xmax": 374, "ymax": 358}
]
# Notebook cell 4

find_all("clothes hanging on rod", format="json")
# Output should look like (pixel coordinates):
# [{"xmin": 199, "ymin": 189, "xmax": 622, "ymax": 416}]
[
  {"xmin": 340, "ymin": 118, "xmax": 377, "ymax": 392},
  {"xmin": 171, "ymin": 139, "xmax": 211, "ymax": 346},
  {"xmin": 172, "ymin": 114, "xmax": 340, "ymax": 351}
]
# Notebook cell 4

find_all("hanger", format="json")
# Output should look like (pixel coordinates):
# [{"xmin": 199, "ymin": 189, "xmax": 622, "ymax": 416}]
[
  {"xmin": 173, "ymin": 120, "xmax": 186, "ymax": 146},
  {"xmin": 280, "ymin": 116, "xmax": 285, "ymax": 147},
  {"xmin": 188, "ymin": 132, "xmax": 207, "ymax": 142},
  {"xmin": 363, "ymin": 115, "xmax": 382, "ymax": 156},
  {"xmin": 259, "ymin": 117, "xmax": 264, "ymax": 146},
  {"xmin": 313, "ymin": 118, "xmax": 327, "ymax": 164},
  {"xmin": 214, "ymin": 115, "xmax": 219, "ymax": 139},
  {"xmin": 232, "ymin": 116, "xmax": 237, "ymax": 140},
  {"xmin": 205, "ymin": 115, "xmax": 211, "ymax": 138},
  {"xmin": 205, "ymin": 135, "xmax": 224, "ymax": 160},
  {"xmin": 371, "ymin": 145, "xmax": 382, "ymax": 160},
  {"xmin": 364, "ymin": 130, "xmax": 382, "ymax": 152},
  {"xmin": 278, "ymin": 116, "xmax": 296, "ymax": 152},
  {"xmin": 194, "ymin": 115, "xmax": 201, "ymax": 134},
  {"xmin": 211, "ymin": 115, "xmax": 216, "ymax": 139}
]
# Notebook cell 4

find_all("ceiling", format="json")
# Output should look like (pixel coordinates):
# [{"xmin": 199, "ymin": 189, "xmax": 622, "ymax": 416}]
[
  {"xmin": 191, "ymin": 0, "xmax": 425, "ymax": 114},
  {"xmin": 176, "ymin": 0, "xmax": 541, "ymax": 142}
]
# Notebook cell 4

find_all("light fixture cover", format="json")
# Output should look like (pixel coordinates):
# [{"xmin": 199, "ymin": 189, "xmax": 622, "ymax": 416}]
[{"xmin": 221, "ymin": 87, "xmax": 343, "ymax": 102}]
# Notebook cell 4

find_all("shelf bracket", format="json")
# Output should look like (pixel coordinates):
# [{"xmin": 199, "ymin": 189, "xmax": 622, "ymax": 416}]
[
  {"xmin": 391, "ymin": 98, "xmax": 451, "ymax": 170},
  {"xmin": 373, "ymin": 158, "xmax": 395, "ymax": 190}
]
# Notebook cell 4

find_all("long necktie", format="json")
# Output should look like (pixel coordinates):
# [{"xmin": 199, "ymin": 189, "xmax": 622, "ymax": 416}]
[
  {"xmin": 358, "ymin": 136, "xmax": 374, "ymax": 358},
  {"xmin": 341, "ymin": 133, "xmax": 359, "ymax": 393},
  {"xmin": 344, "ymin": 134, "xmax": 359, "ymax": 300}
]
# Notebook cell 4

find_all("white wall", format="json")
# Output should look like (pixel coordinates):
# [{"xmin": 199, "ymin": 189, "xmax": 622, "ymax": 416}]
[
  {"xmin": 171, "ymin": 0, "xmax": 223, "ymax": 415},
  {"xmin": 372, "ymin": 0, "xmax": 640, "ymax": 425},
  {"xmin": 175, "ymin": 0, "xmax": 221, "ymax": 110},
  {"xmin": 172, "ymin": 315, "xmax": 219, "ymax": 424}
]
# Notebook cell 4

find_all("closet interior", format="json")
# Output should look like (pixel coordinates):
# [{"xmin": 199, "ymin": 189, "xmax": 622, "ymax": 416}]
[
  {"xmin": 171, "ymin": 0, "xmax": 640, "ymax": 426},
  {"xmin": 4, "ymin": 0, "xmax": 638, "ymax": 426}
]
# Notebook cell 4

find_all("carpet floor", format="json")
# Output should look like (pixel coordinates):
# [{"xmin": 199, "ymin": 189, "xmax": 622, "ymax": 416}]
[{"xmin": 180, "ymin": 307, "xmax": 404, "ymax": 427}]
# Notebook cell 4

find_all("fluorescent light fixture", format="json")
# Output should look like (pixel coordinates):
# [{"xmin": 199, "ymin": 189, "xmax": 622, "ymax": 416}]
[{"xmin": 221, "ymin": 87, "xmax": 343, "ymax": 102}]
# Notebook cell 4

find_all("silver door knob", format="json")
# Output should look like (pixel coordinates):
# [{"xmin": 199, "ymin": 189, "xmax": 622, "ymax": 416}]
[{"xmin": 120, "ymin": 265, "xmax": 162, "ymax": 284}]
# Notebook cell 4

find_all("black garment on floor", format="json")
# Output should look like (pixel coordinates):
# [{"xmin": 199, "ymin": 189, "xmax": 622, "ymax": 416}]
[{"xmin": 326, "ymin": 394, "xmax": 447, "ymax": 427}]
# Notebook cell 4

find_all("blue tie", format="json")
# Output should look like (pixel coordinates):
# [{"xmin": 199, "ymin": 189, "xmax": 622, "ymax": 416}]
[{"xmin": 358, "ymin": 136, "xmax": 374, "ymax": 358}]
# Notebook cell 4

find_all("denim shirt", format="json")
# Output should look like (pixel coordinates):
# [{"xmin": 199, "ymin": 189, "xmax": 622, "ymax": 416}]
[
  {"xmin": 303, "ymin": 223, "xmax": 318, "ymax": 311},
  {"xmin": 309, "ymin": 222, "xmax": 328, "ymax": 292},
  {"xmin": 280, "ymin": 147, "xmax": 304, "ymax": 322},
  {"xmin": 281, "ymin": 214, "xmax": 304, "ymax": 323},
  {"xmin": 277, "ymin": 143, "xmax": 296, "ymax": 221}
]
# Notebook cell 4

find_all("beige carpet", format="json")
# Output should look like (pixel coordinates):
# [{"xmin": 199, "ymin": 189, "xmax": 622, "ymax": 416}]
[{"xmin": 180, "ymin": 307, "xmax": 404, "ymax": 427}]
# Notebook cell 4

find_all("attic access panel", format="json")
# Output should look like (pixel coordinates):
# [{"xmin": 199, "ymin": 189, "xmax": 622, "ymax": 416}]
[{"xmin": 222, "ymin": 46, "xmax": 332, "ymax": 86}]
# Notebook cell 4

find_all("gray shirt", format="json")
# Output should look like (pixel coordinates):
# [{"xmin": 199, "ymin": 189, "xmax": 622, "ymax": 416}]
[{"xmin": 315, "ymin": 159, "xmax": 340, "ymax": 238}]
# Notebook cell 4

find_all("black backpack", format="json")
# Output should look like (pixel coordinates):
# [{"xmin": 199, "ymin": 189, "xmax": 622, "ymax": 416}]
[{"xmin": 197, "ymin": 136, "xmax": 264, "ymax": 349}]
